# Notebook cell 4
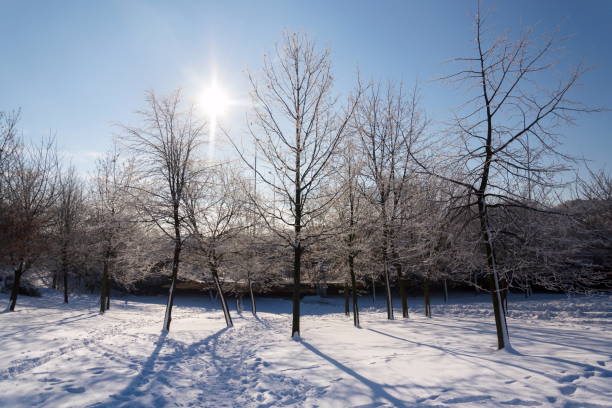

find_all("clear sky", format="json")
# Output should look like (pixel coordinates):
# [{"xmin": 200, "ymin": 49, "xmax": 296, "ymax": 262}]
[{"xmin": 1, "ymin": 0, "xmax": 610, "ymax": 174}]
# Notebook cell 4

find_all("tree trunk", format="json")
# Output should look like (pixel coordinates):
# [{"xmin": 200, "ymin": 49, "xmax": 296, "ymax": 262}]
[
  {"xmin": 349, "ymin": 254, "xmax": 359, "ymax": 327},
  {"xmin": 291, "ymin": 244, "xmax": 302, "ymax": 338},
  {"xmin": 163, "ymin": 239, "xmax": 182, "ymax": 331},
  {"xmin": 63, "ymin": 269, "xmax": 68, "ymax": 303},
  {"xmin": 211, "ymin": 266, "xmax": 233, "ymax": 328},
  {"xmin": 381, "ymin": 229, "xmax": 394, "ymax": 320},
  {"xmin": 424, "ymin": 276, "xmax": 431, "ymax": 318},
  {"xmin": 106, "ymin": 290, "xmax": 110, "ymax": 310},
  {"xmin": 479, "ymin": 201, "xmax": 509, "ymax": 350},
  {"xmin": 52, "ymin": 270, "xmax": 58, "ymax": 290},
  {"xmin": 527, "ymin": 279, "xmax": 532, "ymax": 298},
  {"xmin": 371, "ymin": 275, "xmax": 376, "ymax": 303},
  {"xmin": 344, "ymin": 283, "xmax": 350, "ymax": 316},
  {"xmin": 62, "ymin": 245, "xmax": 69, "ymax": 304},
  {"xmin": 291, "ymin": 98, "xmax": 303, "ymax": 339},
  {"xmin": 236, "ymin": 295, "xmax": 243, "ymax": 314},
  {"xmin": 383, "ymin": 264, "xmax": 393, "ymax": 320},
  {"xmin": 99, "ymin": 258, "xmax": 109, "ymax": 314},
  {"xmin": 443, "ymin": 279, "xmax": 448, "ymax": 304},
  {"xmin": 248, "ymin": 276, "xmax": 257, "ymax": 316},
  {"xmin": 163, "ymin": 273, "xmax": 177, "ymax": 331},
  {"xmin": 8, "ymin": 261, "xmax": 24, "ymax": 312}
]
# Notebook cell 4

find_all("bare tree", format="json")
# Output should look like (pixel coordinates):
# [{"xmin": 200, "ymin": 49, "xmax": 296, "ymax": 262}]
[
  {"xmin": 55, "ymin": 166, "xmax": 85, "ymax": 303},
  {"xmin": 1, "ymin": 137, "xmax": 58, "ymax": 311},
  {"xmin": 416, "ymin": 5, "xmax": 601, "ymax": 349},
  {"xmin": 184, "ymin": 164, "xmax": 247, "ymax": 328},
  {"xmin": 354, "ymin": 82, "xmax": 426, "ymax": 320},
  {"xmin": 0, "ymin": 110, "xmax": 21, "ymax": 273},
  {"xmin": 91, "ymin": 146, "xmax": 137, "ymax": 313},
  {"xmin": 330, "ymin": 137, "xmax": 369, "ymax": 327},
  {"xmin": 121, "ymin": 90, "xmax": 206, "ymax": 331},
  {"xmin": 411, "ymin": 175, "xmax": 455, "ymax": 317},
  {"xmin": 230, "ymin": 32, "xmax": 359, "ymax": 338}
]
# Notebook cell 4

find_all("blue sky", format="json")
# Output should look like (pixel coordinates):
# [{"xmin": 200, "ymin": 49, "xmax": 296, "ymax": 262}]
[{"xmin": 1, "ymin": 0, "xmax": 610, "ymax": 174}]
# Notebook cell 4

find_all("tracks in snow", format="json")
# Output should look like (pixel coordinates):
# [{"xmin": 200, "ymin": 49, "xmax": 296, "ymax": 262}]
[
  {"xmin": 0, "ymin": 311, "xmax": 158, "ymax": 381},
  {"xmin": 91, "ymin": 315, "xmax": 322, "ymax": 408}
]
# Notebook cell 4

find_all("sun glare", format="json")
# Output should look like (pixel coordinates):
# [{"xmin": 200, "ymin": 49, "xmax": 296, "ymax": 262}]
[
  {"xmin": 200, "ymin": 79, "xmax": 230, "ymax": 161},
  {"xmin": 200, "ymin": 82, "xmax": 229, "ymax": 119}
]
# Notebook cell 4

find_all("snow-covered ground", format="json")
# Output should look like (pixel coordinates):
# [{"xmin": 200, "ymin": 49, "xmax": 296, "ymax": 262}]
[{"xmin": 0, "ymin": 291, "xmax": 610, "ymax": 408}]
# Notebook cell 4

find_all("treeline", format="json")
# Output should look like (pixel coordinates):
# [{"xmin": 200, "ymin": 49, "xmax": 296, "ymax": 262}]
[{"xmin": 1, "ymin": 11, "xmax": 610, "ymax": 349}]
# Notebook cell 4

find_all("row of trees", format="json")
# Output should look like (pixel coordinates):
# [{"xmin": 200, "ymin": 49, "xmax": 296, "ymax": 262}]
[{"xmin": 1, "ymin": 11, "xmax": 609, "ymax": 350}]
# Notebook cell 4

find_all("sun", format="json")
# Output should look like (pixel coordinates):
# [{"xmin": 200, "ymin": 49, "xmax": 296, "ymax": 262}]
[
  {"xmin": 200, "ymin": 82, "xmax": 229, "ymax": 119},
  {"xmin": 200, "ymin": 79, "xmax": 230, "ymax": 161}
]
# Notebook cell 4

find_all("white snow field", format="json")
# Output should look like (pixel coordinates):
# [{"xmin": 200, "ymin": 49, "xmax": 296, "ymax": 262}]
[{"xmin": 1, "ymin": 291, "xmax": 611, "ymax": 408}]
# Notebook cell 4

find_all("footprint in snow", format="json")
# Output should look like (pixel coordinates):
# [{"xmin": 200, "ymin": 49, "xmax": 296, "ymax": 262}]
[
  {"xmin": 559, "ymin": 384, "xmax": 576, "ymax": 396},
  {"xmin": 64, "ymin": 385, "xmax": 86, "ymax": 394},
  {"xmin": 596, "ymin": 360, "xmax": 605, "ymax": 366},
  {"xmin": 39, "ymin": 377, "xmax": 63, "ymax": 383},
  {"xmin": 443, "ymin": 395, "xmax": 492, "ymax": 404},
  {"xmin": 558, "ymin": 374, "xmax": 579, "ymax": 383},
  {"xmin": 500, "ymin": 398, "xmax": 542, "ymax": 406}
]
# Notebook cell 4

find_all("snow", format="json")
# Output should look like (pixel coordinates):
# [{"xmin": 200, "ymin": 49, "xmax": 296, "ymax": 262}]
[{"xmin": 1, "ymin": 291, "xmax": 611, "ymax": 407}]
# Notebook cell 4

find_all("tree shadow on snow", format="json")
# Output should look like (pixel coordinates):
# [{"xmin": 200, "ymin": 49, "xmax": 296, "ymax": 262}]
[
  {"xmin": 88, "ymin": 331, "xmax": 169, "ymax": 408},
  {"xmin": 0, "ymin": 311, "xmax": 99, "ymax": 340},
  {"xmin": 299, "ymin": 339, "xmax": 410, "ymax": 408},
  {"xmin": 89, "ymin": 327, "xmax": 229, "ymax": 408},
  {"xmin": 366, "ymin": 327, "xmax": 595, "ymax": 384},
  {"xmin": 421, "ymin": 318, "xmax": 611, "ymax": 363}
]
